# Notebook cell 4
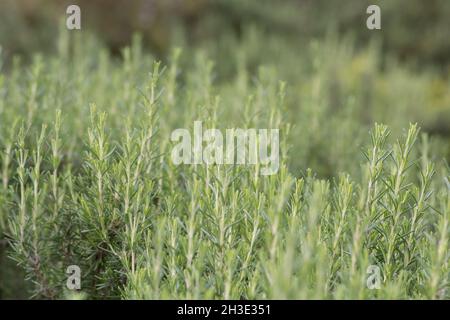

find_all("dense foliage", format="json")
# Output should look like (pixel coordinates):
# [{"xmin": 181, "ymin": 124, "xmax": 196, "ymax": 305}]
[{"xmin": 0, "ymin": 24, "xmax": 449, "ymax": 299}]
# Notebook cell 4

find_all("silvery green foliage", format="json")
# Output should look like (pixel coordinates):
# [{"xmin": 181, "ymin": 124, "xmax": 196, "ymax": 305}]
[{"xmin": 0, "ymin": 31, "xmax": 448, "ymax": 299}]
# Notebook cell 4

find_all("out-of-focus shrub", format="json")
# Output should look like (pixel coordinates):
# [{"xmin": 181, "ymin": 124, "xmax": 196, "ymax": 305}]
[{"xmin": 0, "ymin": 0, "xmax": 449, "ymax": 69}]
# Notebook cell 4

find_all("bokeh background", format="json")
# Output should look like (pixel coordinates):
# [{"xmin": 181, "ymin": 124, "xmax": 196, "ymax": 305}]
[
  {"xmin": 1, "ymin": 0, "xmax": 449, "ymax": 66},
  {"xmin": 0, "ymin": 0, "xmax": 449, "ymax": 298},
  {"xmin": 1, "ymin": 0, "xmax": 449, "ymax": 134}
]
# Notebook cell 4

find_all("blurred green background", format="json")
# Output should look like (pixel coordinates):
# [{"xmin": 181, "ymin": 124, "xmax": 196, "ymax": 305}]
[
  {"xmin": 1, "ymin": 0, "xmax": 449, "ymax": 119},
  {"xmin": 1, "ymin": 0, "xmax": 448, "ymax": 173},
  {"xmin": 1, "ymin": 0, "xmax": 449, "ymax": 68}
]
